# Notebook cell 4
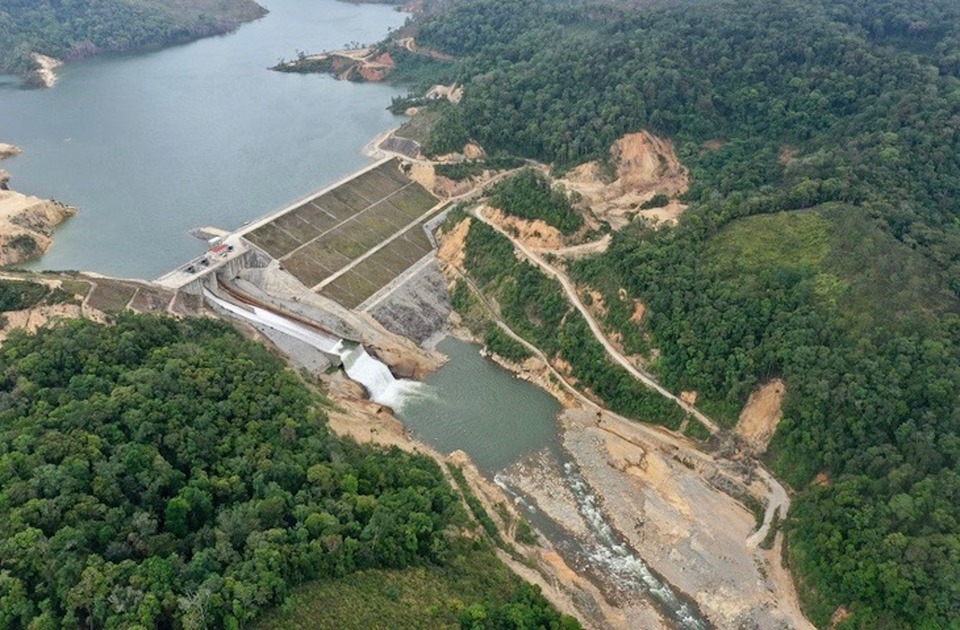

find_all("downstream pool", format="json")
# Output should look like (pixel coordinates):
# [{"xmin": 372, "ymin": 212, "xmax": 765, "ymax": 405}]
[
  {"xmin": 398, "ymin": 337, "xmax": 709, "ymax": 629},
  {"xmin": 398, "ymin": 337, "xmax": 563, "ymax": 473}
]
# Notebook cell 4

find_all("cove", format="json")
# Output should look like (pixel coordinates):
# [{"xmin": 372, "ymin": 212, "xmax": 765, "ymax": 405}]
[{"xmin": 0, "ymin": 0, "xmax": 407, "ymax": 279}]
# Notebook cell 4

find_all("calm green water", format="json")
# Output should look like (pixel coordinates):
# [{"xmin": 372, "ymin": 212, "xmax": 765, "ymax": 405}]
[
  {"xmin": 0, "ymin": 0, "xmax": 406, "ymax": 279},
  {"xmin": 399, "ymin": 337, "xmax": 562, "ymax": 473}
]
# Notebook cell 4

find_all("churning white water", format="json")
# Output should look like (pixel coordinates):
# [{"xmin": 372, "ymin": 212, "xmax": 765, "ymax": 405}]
[
  {"xmin": 560, "ymin": 462, "xmax": 707, "ymax": 629},
  {"xmin": 203, "ymin": 290, "xmax": 423, "ymax": 409},
  {"xmin": 495, "ymin": 462, "xmax": 707, "ymax": 630},
  {"xmin": 338, "ymin": 342, "xmax": 424, "ymax": 409}
]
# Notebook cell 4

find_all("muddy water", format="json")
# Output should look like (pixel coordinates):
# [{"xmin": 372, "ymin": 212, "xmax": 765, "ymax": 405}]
[
  {"xmin": 397, "ymin": 337, "xmax": 563, "ymax": 472},
  {"xmin": 400, "ymin": 336, "xmax": 709, "ymax": 629}
]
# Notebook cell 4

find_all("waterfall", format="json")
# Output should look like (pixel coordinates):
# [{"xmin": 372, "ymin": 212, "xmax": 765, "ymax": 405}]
[
  {"xmin": 204, "ymin": 289, "xmax": 422, "ymax": 409},
  {"xmin": 339, "ymin": 342, "xmax": 424, "ymax": 409}
]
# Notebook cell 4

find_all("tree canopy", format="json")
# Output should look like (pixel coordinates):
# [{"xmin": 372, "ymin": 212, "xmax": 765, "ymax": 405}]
[
  {"xmin": 395, "ymin": 0, "xmax": 960, "ymax": 625},
  {"xmin": 0, "ymin": 314, "xmax": 576, "ymax": 629},
  {"xmin": 0, "ymin": 0, "xmax": 264, "ymax": 77}
]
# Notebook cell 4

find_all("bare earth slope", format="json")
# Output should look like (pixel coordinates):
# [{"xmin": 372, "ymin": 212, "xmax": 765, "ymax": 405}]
[
  {"xmin": 0, "ymin": 145, "xmax": 76, "ymax": 266},
  {"xmin": 562, "ymin": 132, "xmax": 689, "ymax": 229}
]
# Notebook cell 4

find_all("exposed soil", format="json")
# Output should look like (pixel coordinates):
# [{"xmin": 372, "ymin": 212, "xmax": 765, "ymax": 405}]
[
  {"xmin": 436, "ymin": 216, "xmax": 472, "ymax": 269},
  {"xmin": 779, "ymin": 145, "xmax": 799, "ymax": 165},
  {"xmin": 0, "ymin": 189, "xmax": 77, "ymax": 266},
  {"xmin": 0, "ymin": 303, "xmax": 87, "ymax": 342},
  {"xmin": 395, "ymin": 37, "xmax": 454, "ymax": 61},
  {"xmin": 560, "ymin": 131, "xmax": 689, "ymax": 230},
  {"xmin": 463, "ymin": 142, "xmax": 484, "ymax": 159},
  {"xmin": 546, "ymin": 236, "xmax": 612, "ymax": 259},
  {"xmin": 406, "ymin": 162, "xmax": 437, "ymax": 191},
  {"xmin": 735, "ymin": 379, "xmax": 786, "ymax": 453},
  {"xmin": 425, "ymin": 83, "xmax": 463, "ymax": 104},
  {"xmin": 485, "ymin": 207, "xmax": 566, "ymax": 250},
  {"xmin": 700, "ymin": 139, "xmax": 726, "ymax": 155}
]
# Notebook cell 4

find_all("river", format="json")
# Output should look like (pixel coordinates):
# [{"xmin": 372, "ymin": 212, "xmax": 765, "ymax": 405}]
[
  {"xmin": 0, "ymin": 0, "xmax": 406, "ymax": 279},
  {"xmin": 1, "ymin": 4, "xmax": 708, "ymax": 625}
]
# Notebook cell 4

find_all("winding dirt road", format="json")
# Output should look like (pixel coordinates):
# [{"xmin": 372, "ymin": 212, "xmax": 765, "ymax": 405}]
[
  {"xmin": 473, "ymin": 206, "xmax": 719, "ymax": 432},
  {"xmin": 468, "ymin": 205, "xmax": 790, "ymax": 550}
]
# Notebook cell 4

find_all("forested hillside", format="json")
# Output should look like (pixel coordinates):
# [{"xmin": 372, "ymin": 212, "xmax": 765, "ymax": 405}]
[
  {"xmin": 0, "ymin": 315, "xmax": 576, "ymax": 629},
  {"xmin": 0, "ymin": 0, "xmax": 265, "ymax": 77},
  {"xmin": 393, "ymin": 0, "xmax": 960, "ymax": 626}
]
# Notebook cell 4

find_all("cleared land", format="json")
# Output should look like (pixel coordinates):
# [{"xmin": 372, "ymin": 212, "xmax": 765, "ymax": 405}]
[{"xmin": 245, "ymin": 159, "xmax": 440, "ymax": 308}]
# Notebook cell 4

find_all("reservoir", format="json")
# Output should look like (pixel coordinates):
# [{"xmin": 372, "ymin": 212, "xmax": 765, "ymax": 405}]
[
  {"xmin": 0, "ymin": 0, "xmax": 407, "ymax": 279},
  {"xmin": 0, "ymin": 4, "xmax": 705, "ymax": 623}
]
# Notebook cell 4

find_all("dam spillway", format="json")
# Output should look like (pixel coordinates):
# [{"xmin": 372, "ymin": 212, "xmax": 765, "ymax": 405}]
[{"xmin": 203, "ymin": 288, "xmax": 422, "ymax": 408}]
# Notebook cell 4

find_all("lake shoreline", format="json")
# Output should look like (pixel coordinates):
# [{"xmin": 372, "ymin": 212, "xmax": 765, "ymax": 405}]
[{"xmin": 0, "ymin": 144, "xmax": 77, "ymax": 266}]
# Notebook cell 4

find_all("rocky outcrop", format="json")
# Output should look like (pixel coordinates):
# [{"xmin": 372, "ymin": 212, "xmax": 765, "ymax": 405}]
[
  {"xmin": 0, "ymin": 144, "xmax": 22, "ymax": 160},
  {"xmin": 29, "ymin": 53, "xmax": 62, "ymax": 88},
  {"xmin": 0, "ymin": 143, "xmax": 76, "ymax": 266},
  {"xmin": 0, "ymin": 190, "xmax": 76, "ymax": 266}
]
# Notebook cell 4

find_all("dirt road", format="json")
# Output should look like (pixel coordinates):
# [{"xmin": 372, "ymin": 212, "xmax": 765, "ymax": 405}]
[
  {"xmin": 469, "ymin": 205, "xmax": 793, "ymax": 559},
  {"xmin": 473, "ymin": 206, "xmax": 719, "ymax": 432}
]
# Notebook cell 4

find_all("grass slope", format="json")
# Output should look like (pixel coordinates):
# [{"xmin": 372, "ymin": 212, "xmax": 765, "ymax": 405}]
[
  {"xmin": 707, "ymin": 205, "xmax": 960, "ymax": 334},
  {"xmin": 256, "ymin": 542, "xmax": 536, "ymax": 630}
]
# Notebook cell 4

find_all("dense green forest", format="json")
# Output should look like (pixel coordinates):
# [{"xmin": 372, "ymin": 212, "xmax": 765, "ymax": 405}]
[
  {"xmin": 0, "ymin": 314, "xmax": 577, "ymax": 629},
  {"xmin": 458, "ymin": 219, "xmax": 686, "ymax": 430},
  {"xmin": 393, "ymin": 0, "xmax": 960, "ymax": 626},
  {"xmin": 0, "ymin": 0, "xmax": 265, "ymax": 78},
  {"xmin": 488, "ymin": 169, "xmax": 584, "ymax": 235}
]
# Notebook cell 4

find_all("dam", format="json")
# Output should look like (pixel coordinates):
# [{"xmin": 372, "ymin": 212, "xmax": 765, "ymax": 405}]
[
  {"xmin": 156, "ymin": 157, "xmax": 445, "ymax": 313},
  {"xmin": 150, "ymin": 153, "xmax": 711, "ymax": 630}
]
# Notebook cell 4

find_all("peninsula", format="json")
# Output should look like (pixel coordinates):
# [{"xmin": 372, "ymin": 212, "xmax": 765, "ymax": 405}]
[{"xmin": 0, "ymin": 144, "xmax": 76, "ymax": 266}]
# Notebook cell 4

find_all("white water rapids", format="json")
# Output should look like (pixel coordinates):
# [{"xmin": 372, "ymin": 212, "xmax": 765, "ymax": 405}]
[
  {"xmin": 495, "ymin": 462, "xmax": 708, "ymax": 629},
  {"xmin": 203, "ymin": 289, "xmax": 422, "ymax": 408}
]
